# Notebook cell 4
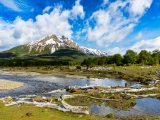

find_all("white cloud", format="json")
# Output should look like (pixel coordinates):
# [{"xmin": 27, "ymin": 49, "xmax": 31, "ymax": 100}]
[
  {"xmin": 107, "ymin": 36, "xmax": 160, "ymax": 55},
  {"xmin": 31, "ymin": 8, "xmax": 34, "ymax": 12},
  {"xmin": 128, "ymin": 0, "xmax": 153, "ymax": 17},
  {"xmin": 0, "ymin": 0, "xmax": 22, "ymax": 11},
  {"xmin": 105, "ymin": 43, "xmax": 110, "ymax": 47},
  {"xmin": 71, "ymin": 0, "xmax": 85, "ymax": 19},
  {"xmin": 82, "ymin": 29, "xmax": 87, "ymax": 33},
  {"xmin": 102, "ymin": 23, "xmax": 136, "ymax": 43},
  {"xmin": 43, "ymin": 6, "xmax": 52, "ymax": 13},
  {"xmin": 135, "ymin": 31, "xmax": 142, "ymax": 39},
  {"xmin": 0, "ymin": 0, "xmax": 85, "ymax": 51},
  {"xmin": 87, "ymin": 0, "xmax": 153, "ymax": 47},
  {"xmin": 130, "ymin": 37, "xmax": 160, "ymax": 53},
  {"xmin": 102, "ymin": 0, "xmax": 109, "ymax": 6},
  {"xmin": 106, "ymin": 47, "xmax": 127, "ymax": 55}
]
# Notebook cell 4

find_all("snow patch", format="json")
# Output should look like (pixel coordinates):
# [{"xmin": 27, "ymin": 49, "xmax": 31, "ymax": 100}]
[
  {"xmin": 46, "ymin": 38, "xmax": 56, "ymax": 45},
  {"xmin": 80, "ymin": 46, "xmax": 107, "ymax": 56},
  {"xmin": 51, "ymin": 47, "xmax": 56, "ymax": 54}
]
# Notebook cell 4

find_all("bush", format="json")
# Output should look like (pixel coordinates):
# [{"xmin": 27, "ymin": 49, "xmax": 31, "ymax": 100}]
[
  {"xmin": 127, "ymin": 63, "xmax": 133, "ymax": 66},
  {"xmin": 109, "ymin": 95, "xmax": 121, "ymax": 100},
  {"xmin": 82, "ymin": 65, "xmax": 87, "ymax": 67},
  {"xmin": 90, "ymin": 64, "xmax": 95, "ymax": 68},
  {"xmin": 76, "ymin": 66, "xmax": 81, "ymax": 69},
  {"xmin": 65, "ymin": 66, "xmax": 70, "ymax": 69},
  {"xmin": 106, "ymin": 113, "xmax": 117, "ymax": 118}
]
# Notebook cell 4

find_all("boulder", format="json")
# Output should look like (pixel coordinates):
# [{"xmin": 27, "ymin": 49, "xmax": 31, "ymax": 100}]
[
  {"xmin": 2, "ymin": 96, "xmax": 13, "ymax": 104},
  {"xmin": 125, "ymin": 83, "xmax": 131, "ymax": 88}
]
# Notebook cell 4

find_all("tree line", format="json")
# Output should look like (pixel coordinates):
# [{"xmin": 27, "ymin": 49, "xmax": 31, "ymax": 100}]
[
  {"xmin": 0, "ymin": 60, "xmax": 71, "ymax": 67},
  {"xmin": 81, "ymin": 49, "xmax": 160, "ymax": 68}
]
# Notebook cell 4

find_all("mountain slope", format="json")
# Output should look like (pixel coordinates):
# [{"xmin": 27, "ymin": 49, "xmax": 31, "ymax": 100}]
[
  {"xmin": 33, "ymin": 48, "xmax": 93, "ymax": 62},
  {"xmin": 1, "ymin": 34, "xmax": 107, "ymax": 62}
]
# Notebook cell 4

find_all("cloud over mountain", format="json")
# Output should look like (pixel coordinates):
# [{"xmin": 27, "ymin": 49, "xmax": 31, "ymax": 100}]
[{"xmin": 0, "ymin": 0, "xmax": 84, "ymax": 51}]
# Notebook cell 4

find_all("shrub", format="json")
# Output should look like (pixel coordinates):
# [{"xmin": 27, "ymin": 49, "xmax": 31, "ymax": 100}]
[
  {"xmin": 76, "ymin": 66, "xmax": 81, "ymax": 69},
  {"xmin": 109, "ymin": 95, "xmax": 121, "ymax": 100},
  {"xmin": 65, "ymin": 66, "xmax": 70, "ymax": 69},
  {"xmin": 106, "ymin": 113, "xmax": 117, "ymax": 118}
]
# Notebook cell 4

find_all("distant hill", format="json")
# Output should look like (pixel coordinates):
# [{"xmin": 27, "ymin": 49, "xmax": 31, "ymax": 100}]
[{"xmin": 0, "ymin": 34, "xmax": 107, "ymax": 62}]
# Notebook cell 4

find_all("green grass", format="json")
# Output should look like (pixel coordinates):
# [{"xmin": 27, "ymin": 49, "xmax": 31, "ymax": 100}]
[
  {"xmin": 65, "ymin": 94, "xmax": 136, "ymax": 111},
  {"xmin": 0, "ymin": 101, "xmax": 101, "ymax": 120},
  {"xmin": 6, "ymin": 45, "xmax": 29, "ymax": 56}
]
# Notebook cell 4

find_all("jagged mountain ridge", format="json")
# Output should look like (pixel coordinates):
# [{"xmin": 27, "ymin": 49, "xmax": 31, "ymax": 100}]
[{"xmin": 24, "ymin": 34, "xmax": 107, "ymax": 56}]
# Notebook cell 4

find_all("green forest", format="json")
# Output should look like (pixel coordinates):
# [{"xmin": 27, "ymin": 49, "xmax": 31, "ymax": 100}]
[
  {"xmin": 0, "ymin": 60, "xmax": 70, "ymax": 67},
  {"xmin": 81, "ymin": 49, "xmax": 160, "ymax": 68}
]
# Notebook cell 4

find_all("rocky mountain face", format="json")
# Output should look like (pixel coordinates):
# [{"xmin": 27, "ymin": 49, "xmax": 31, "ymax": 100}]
[{"xmin": 24, "ymin": 34, "xmax": 107, "ymax": 56}]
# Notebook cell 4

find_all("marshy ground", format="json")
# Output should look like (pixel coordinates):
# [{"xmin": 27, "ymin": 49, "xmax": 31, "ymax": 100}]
[{"xmin": 1, "ymin": 65, "xmax": 160, "ymax": 119}]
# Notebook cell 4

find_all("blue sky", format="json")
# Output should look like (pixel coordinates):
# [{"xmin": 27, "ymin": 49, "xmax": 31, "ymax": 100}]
[{"xmin": 0, "ymin": 0, "xmax": 160, "ymax": 55}]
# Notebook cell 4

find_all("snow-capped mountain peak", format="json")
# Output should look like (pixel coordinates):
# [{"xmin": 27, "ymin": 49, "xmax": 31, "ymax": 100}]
[
  {"xmin": 79, "ymin": 46, "xmax": 107, "ymax": 56},
  {"xmin": 24, "ymin": 34, "xmax": 107, "ymax": 56}
]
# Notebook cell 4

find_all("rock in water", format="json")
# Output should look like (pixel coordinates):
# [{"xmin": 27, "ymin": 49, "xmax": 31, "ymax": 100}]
[{"xmin": 1, "ymin": 96, "xmax": 13, "ymax": 104}]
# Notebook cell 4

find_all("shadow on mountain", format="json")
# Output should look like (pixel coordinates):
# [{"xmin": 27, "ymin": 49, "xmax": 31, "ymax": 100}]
[
  {"xmin": 0, "ymin": 52, "xmax": 17, "ymax": 58},
  {"xmin": 35, "ymin": 48, "xmax": 90, "ymax": 62}
]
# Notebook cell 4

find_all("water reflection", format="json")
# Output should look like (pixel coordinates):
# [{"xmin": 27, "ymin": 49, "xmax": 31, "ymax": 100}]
[
  {"xmin": 90, "ymin": 98, "xmax": 160, "ymax": 117},
  {"xmin": 37, "ymin": 76, "xmax": 142, "ymax": 88}
]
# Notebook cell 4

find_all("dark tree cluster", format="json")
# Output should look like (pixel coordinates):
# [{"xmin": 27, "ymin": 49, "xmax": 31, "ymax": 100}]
[
  {"xmin": 0, "ymin": 60, "xmax": 69, "ymax": 67},
  {"xmin": 81, "ymin": 49, "xmax": 160, "ymax": 67}
]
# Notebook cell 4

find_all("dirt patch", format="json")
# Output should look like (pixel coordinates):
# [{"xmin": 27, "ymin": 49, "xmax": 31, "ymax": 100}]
[
  {"xmin": 1, "ymin": 71, "xmax": 94, "ymax": 81},
  {"xmin": 25, "ymin": 113, "xmax": 33, "ymax": 117},
  {"xmin": 1, "ymin": 71, "xmax": 41, "ymax": 76}
]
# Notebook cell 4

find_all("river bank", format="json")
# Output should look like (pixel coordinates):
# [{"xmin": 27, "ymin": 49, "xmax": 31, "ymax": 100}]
[
  {"xmin": 1, "ymin": 71, "xmax": 94, "ymax": 81},
  {"xmin": 0, "ymin": 79, "xmax": 25, "ymax": 91},
  {"xmin": 1, "ymin": 65, "xmax": 158, "ymax": 85},
  {"xmin": 60, "ymin": 66, "xmax": 160, "ymax": 85}
]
